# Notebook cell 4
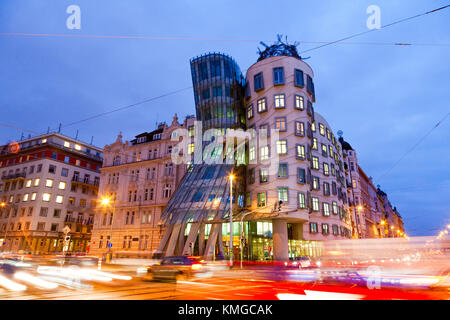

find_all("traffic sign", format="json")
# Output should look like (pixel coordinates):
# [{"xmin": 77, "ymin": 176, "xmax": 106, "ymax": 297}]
[
  {"xmin": 62, "ymin": 226, "xmax": 71, "ymax": 234},
  {"xmin": 108, "ymin": 243, "xmax": 112, "ymax": 248}
]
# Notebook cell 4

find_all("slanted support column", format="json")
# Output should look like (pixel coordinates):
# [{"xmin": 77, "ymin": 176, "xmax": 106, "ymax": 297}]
[
  {"xmin": 198, "ymin": 223, "xmax": 205, "ymax": 256},
  {"xmin": 156, "ymin": 224, "xmax": 173, "ymax": 255},
  {"xmin": 203, "ymin": 224, "xmax": 220, "ymax": 260},
  {"xmin": 182, "ymin": 223, "xmax": 201, "ymax": 255},
  {"xmin": 165, "ymin": 224, "xmax": 182, "ymax": 257},
  {"xmin": 272, "ymin": 219, "xmax": 288, "ymax": 261},
  {"xmin": 176, "ymin": 223, "xmax": 187, "ymax": 255}
]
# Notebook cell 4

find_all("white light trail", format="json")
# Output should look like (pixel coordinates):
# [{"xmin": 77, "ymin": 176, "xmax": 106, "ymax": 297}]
[{"xmin": 14, "ymin": 272, "xmax": 58, "ymax": 290}]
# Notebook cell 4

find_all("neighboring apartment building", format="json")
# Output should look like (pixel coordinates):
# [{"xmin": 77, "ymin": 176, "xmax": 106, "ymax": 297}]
[
  {"xmin": 340, "ymin": 136, "xmax": 404, "ymax": 239},
  {"xmin": 89, "ymin": 114, "xmax": 195, "ymax": 258},
  {"xmin": 0, "ymin": 133, "xmax": 103, "ymax": 254}
]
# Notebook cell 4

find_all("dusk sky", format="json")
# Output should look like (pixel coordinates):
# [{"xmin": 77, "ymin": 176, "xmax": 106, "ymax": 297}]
[{"xmin": 0, "ymin": 0, "xmax": 449, "ymax": 236}]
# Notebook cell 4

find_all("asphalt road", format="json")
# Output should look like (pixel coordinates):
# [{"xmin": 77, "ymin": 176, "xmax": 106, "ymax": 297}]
[{"xmin": 0, "ymin": 267, "xmax": 447, "ymax": 300}]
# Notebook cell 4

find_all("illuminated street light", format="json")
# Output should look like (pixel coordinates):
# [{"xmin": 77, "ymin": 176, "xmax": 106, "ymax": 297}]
[
  {"xmin": 100, "ymin": 196, "xmax": 115, "ymax": 263},
  {"xmin": 357, "ymin": 205, "xmax": 363, "ymax": 211},
  {"xmin": 101, "ymin": 197, "xmax": 111, "ymax": 207}
]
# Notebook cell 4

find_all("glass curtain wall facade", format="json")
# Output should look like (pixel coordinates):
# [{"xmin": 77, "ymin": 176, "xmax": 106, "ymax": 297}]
[{"xmin": 157, "ymin": 53, "xmax": 246, "ymax": 260}]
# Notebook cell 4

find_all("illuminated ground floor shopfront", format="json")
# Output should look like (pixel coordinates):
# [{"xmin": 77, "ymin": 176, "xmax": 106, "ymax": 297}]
[
  {"xmin": 0, "ymin": 232, "xmax": 90, "ymax": 254},
  {"xmin": 188, "ymin": 220, "xmax": 323, "ymax": 261}
]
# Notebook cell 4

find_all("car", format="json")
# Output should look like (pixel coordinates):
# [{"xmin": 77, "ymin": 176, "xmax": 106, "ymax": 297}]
[
  {"xmin": 146, "ymin": 256, "xmax": 205, "ymax": 281},
  {"xmin": 285, "ymin": 256, "xmax": 312, "ymax": 269}
]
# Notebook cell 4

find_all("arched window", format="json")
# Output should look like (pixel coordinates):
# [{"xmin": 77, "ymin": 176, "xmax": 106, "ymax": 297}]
[{"xmin": 113, "ymin": 155, "xmax": 121, "ymax": 166}]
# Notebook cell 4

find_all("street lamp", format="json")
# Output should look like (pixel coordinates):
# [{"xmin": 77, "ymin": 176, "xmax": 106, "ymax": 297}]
[
  {"xmin": 239, "ymin": 211, "xmax": 252, "ymax": 269},
  {"xmin": 228, "ymin": 174, "xmax": 235, "ymax": 267},
  {"xmin": 100, "ymin": 196, "xmax": 115, "ymax": 263}
]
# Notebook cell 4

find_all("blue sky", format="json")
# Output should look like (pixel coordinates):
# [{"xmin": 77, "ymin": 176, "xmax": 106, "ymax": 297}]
[{"xmin": 0, "ymin": 0, "xmax": 449, "ymax": 236}]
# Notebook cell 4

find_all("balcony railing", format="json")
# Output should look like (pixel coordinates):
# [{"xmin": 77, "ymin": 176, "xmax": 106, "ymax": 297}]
[
  {"xmin": 1, "ymin": 172, "xmax": 26, "ymax": 180},
  {"xmin": 71, "ymin": 176, "xmax": 100, "ymax": 187},
  {"xmin": 65, "ymin": 216, "xmax": 94, "ymax": 225}
]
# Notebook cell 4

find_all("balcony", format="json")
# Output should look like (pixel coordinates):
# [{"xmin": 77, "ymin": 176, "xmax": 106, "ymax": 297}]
[
  {"xmin": 1, "ymin": 172, "xmax": 26, "ymax": 181},
  {"xmin": 65, "ymin": 215, "xmax": 94, "ymax": 225},
  {"xmin": 71, "ymin": 176, "xmax": 100, "ymax": 188}
]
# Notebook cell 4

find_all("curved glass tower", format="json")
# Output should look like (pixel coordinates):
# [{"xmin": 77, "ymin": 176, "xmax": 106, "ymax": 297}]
[{"xmin": 157, "ymin": 53, "xmax": 246, "ymax": 260}]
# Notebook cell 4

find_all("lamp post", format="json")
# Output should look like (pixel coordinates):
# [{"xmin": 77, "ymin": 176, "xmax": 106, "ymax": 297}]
[
  {"xmin": 229, "ymin": 174, "xmax": 234, "ymax": 268},
  {"xmin": 101, "ymin": 197, "xmax": 115, "ymax": 263},
  {"xmin": 240, "ymin": 211, "xmax": 252, "ymax": 269}
]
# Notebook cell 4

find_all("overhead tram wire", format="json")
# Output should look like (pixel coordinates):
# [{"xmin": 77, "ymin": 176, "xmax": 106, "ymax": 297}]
[
  {"xmin": 49, "ymin": 86, "xmax": 193, "ymax": 132},
  {"xmin": 0, "ymin": 32, "xmax": 449, "ymax": 47},
  {"xmin": 378, "ymin": 112, "xmax": 450, "ymax": 183},
  {"xmin": 299, "ymin": 4, "xmax": 450, "ymax": 54}
]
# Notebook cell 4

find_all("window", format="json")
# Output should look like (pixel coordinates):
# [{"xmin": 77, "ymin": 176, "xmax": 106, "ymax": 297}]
[
  {"xmin": 312, "ymin": 138, "xmax": 318, "ymax": 150},
  {"xmin": 257, "ymin": 192, "xmax": 266, "ymax": 207},
  {"xmin": 25, "ymin": 179, "xmax": 32, "ymax": 188},
  {"xmin": 188, "ymin": 143, "xmax": 194, "ymax": 154},
  {"xmin": 332, "ymin": 202, "xmax": 338, "ymax": 215},
  {"xmin": 295, "ymin": 121, "xmax": 305, "ymax": 136},
  {"xmin": 163, "ymin": 184, "xmax": 172, "ymax": 198},
  {"xmin": 321, "ymin": 144, "xmax": 328, "ymax": 157},
  {"xmin": 212, "ymin": 86, "xmax": 222, "ymax": 97},
  {"xmin": 257, "ymin": 98, "xmax": 267, "ymax": 113},
  {"xmin": 323, "ymin": 182, "xmax": 330, "ymax": 196},
  {"xmin": 259, "ymin": 168, "xmax": 268, "ymax": 183},
  {"xmin": 51, "ymin": 224, "xmax": 58, "ymax": 232},
  {"xmin": 254, "ymin": 72, "xmax": 264, "ymax": 91},
  {"xmin": 249, "ymin": 146, "xmax": 256, "ymax": 162},
  {"xmin": 298, "ymin": 193, "xmax": 306, "ymax": 209},
  {"xmin": 260, "ymin": 146, "xmax": 269, "ymax": 161},
  {"xmin": 198, "ymin": 62, "xmax": 208, "ymax": 81},
  {"xmin": 23, "ymin": 194, "xmax": 29, "ymax": 202},
  {"xmin": 34, "ymin": 178, "xmax": 40, "ymax": 186},
  {"xmin": 273, "ymin": 67, "xmax": 284, "ymax": 85},
  {"xmin": 297, "ymin": 168, "xmax": 306, "ymax": 184},
  {"xmin": 53, "ymin": 209, "xmax": 61, "ymax": 218},
  {"xmin": 259, "ymin": 124, "xmax": 269, "ymax": 138},
  {"xmin": 49, "ymin": 165, "xmax": 56, "ymax": 174},
  {"xmin": 40, "ymin": 207, "xmax": 48, "ymax": 217},
  {"xmin": 46, "ymin": 179, "xmax": 53, "ymax": 187},
  {"xmin": 275, "ymin": 117, "xmax": 286, "ymax": 131},
  {"xmin": 278, "ymin": 187, "xmax": 288, "ymax": 202},
  {"xmin": 274, "ymin": 94, "xmax": 285, "ymax": 108},
  {"xmin": 31, "ymin": 193, "xmax": 37, "ymax": 201},
  {"xmin": 42, "ymin": 193, "xmax": 51, "ymax": 202},
  {"xmin": 55, "ymin": 195, "xmax": 64, "ymax": 204},
  {"xmin": 323, "ymin": 203, "xmax": 330, "ymax": 216},
  {"xmin": 310, "ymin": 223, "xmax": 318, "ymax": 233},
  {"xmin": 278, "ymin": 163, "xmax": 288, "ymax": 178},
  {"xmin": 323, "ymin": 163, "xmax": 330, "ymax": 176},
  {"xmin": 247, "ymin": 105, "xmax": 254, "ymax": 119},
  {"xmin": 276, "ymin": 140, "xmax": 287, "ymax": 155},
  {"xmin": 210, "ymin": 60, "xmax": 221, "ymax": 77},
  {"xmin": 294, "ymin": 95, "xmax": 304, "ymax": 110},
  {"xmin": 322, "ymin": 224, "xmax": 329, "ymax": 235},
  {"xmin": 296, "ymin": 145, "xmax": 306, "ymax": 160},
  {"xmin": 37, "ymin": 164, "xmax": 42, "ymax": 172},
  {"xmin": 312, "ymin": 156, "xmax": 319, "ymax": 170},
  {"xmin": 312, "ymin": 197, "xmax": 319, "ymax": 211},
  {"xmin": 333, "ymin": 225, "xmax": 339, "ymax": 235},
  {"xmin": 319, "ymin": 123, "xmax": 325, "ymax": 136},
  {"xmin": 295, "ymin": 69, "xmax": 304, "ymax": 87},
  {"xmin": 312, "ymin": 176, "xmax": 320, "ymax": 190},
  {"xmin": 61, "ymin": 168, "xmax": 69, "ymax": 177},
  {"xmin": 248, "ymin": 168, "xmax": 255, "ymax": 184},
  {"xmin": 188, "ymin": 126, "xmax": 195, "ymax": 137},
  {"xmin": 37, "ymin": 222, "xmax": 45, "ymax": 231}
]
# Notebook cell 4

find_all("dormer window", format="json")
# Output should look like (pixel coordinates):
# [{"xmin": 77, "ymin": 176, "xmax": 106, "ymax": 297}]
[
  {"xmin": 137, "ymin": 137, "xmax": 146, "ymax": 143},
  {"xmin": 153, "ymin": 133, "xmax": 161, "ymax": 140}
]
